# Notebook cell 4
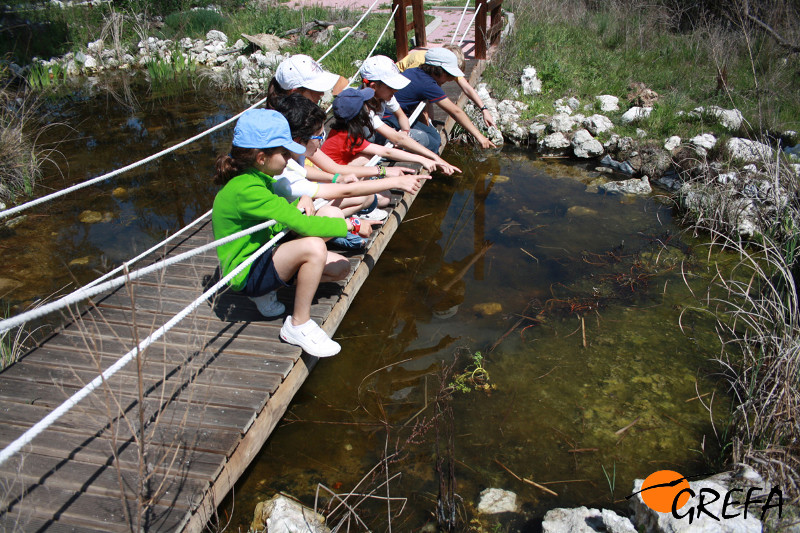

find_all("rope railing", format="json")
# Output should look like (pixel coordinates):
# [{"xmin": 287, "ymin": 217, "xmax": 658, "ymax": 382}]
[
  {"xmin": 0, "ymin": 102, "xmax": 264, "ymax": 221},
  {"xmin": 83, "ymin": 209, "xmax": 212, "ymax": 290},
  {"xmin": 0, "ymin": 228, "xmax": 287, "ymax": 467},
  {"xmin": 459, "ymin": 1, "xmax": 484, "ymax": 45},
  {"xmin": 318, "ymin": 0, "xmax": 381, "ymax": 63},
  {"xmin": 0, "ymin": 6, "xmax": 393, "ymax": 466},
  {"xmin": 0, "ymin": 218, "xmax": 278, "ymax": 335},
  {"xmin": 450, "ymin": 0, "xmax": 472, "ymax": 45}
]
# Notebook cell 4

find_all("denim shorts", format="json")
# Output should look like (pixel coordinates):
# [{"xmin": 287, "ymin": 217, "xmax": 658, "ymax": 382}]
[{"xmin": 241, "ymin": 247, "xmax": 291, "ymax": 297}]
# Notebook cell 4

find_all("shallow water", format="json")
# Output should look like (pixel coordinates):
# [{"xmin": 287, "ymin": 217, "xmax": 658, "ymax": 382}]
[
  {"xmin": 223, "ymin": 148, "xmax": 728, "ymax": 530},
  {"xmin": 3, "ymin": 85, "xmax": 729, "ymax": 531},
  {"xmin": 1, "ymin": 80, "xmax": 248, "ymax": 313}
]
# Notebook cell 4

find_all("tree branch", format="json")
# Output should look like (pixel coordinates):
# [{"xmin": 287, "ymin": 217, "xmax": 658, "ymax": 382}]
[{"xmin": 746, "ymin": 13, "xmax": 800, "ymax": 54}]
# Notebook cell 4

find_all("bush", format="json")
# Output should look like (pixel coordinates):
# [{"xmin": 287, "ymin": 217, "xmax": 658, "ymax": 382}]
[{"xmin": 163, "ymin": 9, "xmax": 225, "ymax": 38}]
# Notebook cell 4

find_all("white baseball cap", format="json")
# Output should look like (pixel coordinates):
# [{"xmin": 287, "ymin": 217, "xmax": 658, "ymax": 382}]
[
  {"xmin": 424, "ymin": 48, "xmax": 465, "ymax": 77},
  {"xmin": 275, "ymin": 54, "xmax": 340, "ymax": 92},
  {"xmin": 359, "ymin": 55, "xmax": 410, "ymax": 90}
]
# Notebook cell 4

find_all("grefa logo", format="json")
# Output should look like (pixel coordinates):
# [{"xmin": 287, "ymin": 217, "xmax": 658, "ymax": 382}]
[{"xmin": 627, "ymin": 470, "xmax": 783, "ymax": 524}]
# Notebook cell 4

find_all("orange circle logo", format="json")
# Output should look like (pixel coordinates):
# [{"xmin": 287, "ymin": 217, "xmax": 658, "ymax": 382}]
[{"xmin": 640, "ymin": 470, "xmax": 691, "ymax": 513}]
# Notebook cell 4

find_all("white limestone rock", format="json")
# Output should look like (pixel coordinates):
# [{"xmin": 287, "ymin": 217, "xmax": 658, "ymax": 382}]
[
  {"xmin": 620, "ymin": 106, "xmax": 652, "ymax": 124},
  {"xmin": 521, "ymin": 66, "xmax": 542, "ymax": 95},
  {"xmin": 572, "ymin": 129, "xmax": 604, "ymax": 158},
  {"xmin": 596, "ymin": 94, "xmax": 620, "ymax": 112},
  {"xmin": 727, "ymin": 138, "xmax": 774, "ymax": 163},
  {"xmin": 600, "ymin": 176, "xmax": 652, "ymax": 195},
  {"xmin": 548, "ymin": 113, "xmax": 576, "ymax": 133},
  {"xmin": 477, "ymin": 488, "xmax": 518, "ymax": 514},
  {"xmin": 542, "ymin": 507, "xmax": 636, "ymax": 533},
  {"xmin": 540, "ymin": 132, "xmax": 571, "ymax": 155},
  {"xmin": 690, "ymin": 106, "xmax": 745, "ymax": 131},
  {"xmin": 664, "ymin": 136, "xmax": 681, "ymax": 151},
  {"xmin": 205, "ymin": 29, "xmax": 228, "ymax": 44},
  {"xmin": 690, "ymin": 133, "xmax": 717, "ymax": 151},
  {"xmin": 250, "ymin": 494, "xmax": 329, "ymax": 533},
  {"xmin": 583, "ymin": 114, "xmax": 614, "ymax": 135}
]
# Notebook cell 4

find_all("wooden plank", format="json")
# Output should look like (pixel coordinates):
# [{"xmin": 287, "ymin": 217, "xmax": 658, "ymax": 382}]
[
  {"xmin": 18, "ymin": 346, "xmax": 293, "ymax": 389},
  {"xmin": 0, "ymin": 425, "xmax": 223, "ymax": 478},
  {"xmin": 0, "ymin": 364, "xmax": 277, "ymax": 412},
  {"xmin": 0, "ymin": 402, "xmax": 244, "ymax": 456},
  {"xmin": 1, "ymin": 484, "xmax": 185, "ymax": 532},
  {"xmin": 0, "ymin": 452, "xmax": 207, "ymax": 510}
]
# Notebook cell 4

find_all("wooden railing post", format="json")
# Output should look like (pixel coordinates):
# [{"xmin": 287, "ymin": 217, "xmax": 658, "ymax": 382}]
[
  {"xmin": 412, "ymin": 0, "xmax": 427, "ymax": 49},
  {"xmin": 394, "ymin": 0, "xmax": 427, "ymax": 59},
  {"xmin": 475, "ymin": 1, "xmax": 488, "ymax": 59},
  {"xmin": 393, "ymin": 0, "xmax": 409, "ymax": 59}
]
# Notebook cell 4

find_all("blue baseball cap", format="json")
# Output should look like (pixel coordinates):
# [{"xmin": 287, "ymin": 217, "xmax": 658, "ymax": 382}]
[
  {"xmin": 232, "ymin": 109, "xmax": 306, "ymax": 153},
  {"xmin": 332, "ymin": 87, "xmax": 375, "ymax": 121}
]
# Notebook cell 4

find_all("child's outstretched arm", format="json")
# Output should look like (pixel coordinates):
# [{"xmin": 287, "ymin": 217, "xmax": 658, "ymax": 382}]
[
  {"xmin": 436, "ymin": 97, "xmax": 496, "ymax": 149},
  {"xmin": 361, "ymin": 143, "xmax": 441, "ymax": 173},
  {"xmin": 317, "ymin": 174, "xmax": 430, "ymax": 199},
  {"xmin": 309, "ymin": 149, "xmax": 417, "ymax": 178},
  {"xmin": 456, "ymin": 77, "xmax": 496, "ymax": 129},
  {"xmin": 374, "ymin": 123, "xmax": 461, "ymax": 175}
]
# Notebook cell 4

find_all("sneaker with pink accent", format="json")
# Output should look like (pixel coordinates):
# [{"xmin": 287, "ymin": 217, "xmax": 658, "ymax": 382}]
[
  {"xmin": 279, "ymin": 315, "xmax": 341, "ymax": 357},
  {"xmin": 249, "ymin": 291, "xmax": 285, "ymax": 318}
]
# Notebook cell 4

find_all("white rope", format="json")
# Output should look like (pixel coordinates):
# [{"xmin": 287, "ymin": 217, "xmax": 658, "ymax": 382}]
[
  {"xmin": 450, "ymin": 0, "xmax": 473, "ymax": 44},
  {"xmin": 0, "ymin": 218, "xmax": 278, "ymax": 335},
  {"xmin": 0, "ymin": 100, "xmax": 266, "ymax": 221},
  {"xmin": 83, "ymin": 209, "xmax": 212, "ymax": 290},
  {"xmin": 459, "ymin": 2, "xmax": 484, "ymax": 45},
  {"xmin": 0, "ymin": 228, "xmax": 287, "ymax": 468},
  {"xmin": 318, "ymin": 0, "xmax": 381, "ymax": 63}
]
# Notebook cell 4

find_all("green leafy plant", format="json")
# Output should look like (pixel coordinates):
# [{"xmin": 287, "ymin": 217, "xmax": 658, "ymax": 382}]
[
  {"xmin": 447, "ymin": 351, "xmax": 495, "ymax": 394},
  {"xmin": 601, "ymin": 462, "xmax": 616, "ymax": 502}
]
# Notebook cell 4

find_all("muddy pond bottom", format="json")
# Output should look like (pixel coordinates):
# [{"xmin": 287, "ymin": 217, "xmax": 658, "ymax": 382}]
[{"xmin": 222, "ymin": 147, "xmax": 727, "ymax": 531}]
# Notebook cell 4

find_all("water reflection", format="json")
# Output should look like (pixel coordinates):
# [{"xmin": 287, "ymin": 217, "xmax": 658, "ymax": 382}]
[
  {"xmin": 224, "ymin": 147, "xmax": 725, "ymax": 531},
  {"xmin": 0, "ymin": 84, "xmax": 248, "ymax": 312}
]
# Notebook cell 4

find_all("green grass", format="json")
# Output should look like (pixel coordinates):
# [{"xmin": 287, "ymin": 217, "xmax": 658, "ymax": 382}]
[{"xmin": 482, "ymin": 3, "xmax": 800, "ymax": 138}]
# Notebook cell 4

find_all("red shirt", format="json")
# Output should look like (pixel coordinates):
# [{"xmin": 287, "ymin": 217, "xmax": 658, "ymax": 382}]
[{"xmin": 321, "ymin": 129, "xmax": 372, "ymax": 165}]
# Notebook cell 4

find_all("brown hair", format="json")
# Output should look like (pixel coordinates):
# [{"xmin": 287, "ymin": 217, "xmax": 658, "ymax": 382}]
[
  {"xmin": 266, "ymin": 77, "xmax": 290, "ymax": 110},
  {"xmin": 420, "ymin": 63, "xmax": 447, "ymax": 79},
  {"xmin": 214, "ymin": 146, "xmax": 283, "ymax": 185}
]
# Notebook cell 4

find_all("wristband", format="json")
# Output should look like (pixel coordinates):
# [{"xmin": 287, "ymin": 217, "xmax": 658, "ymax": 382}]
[
  {"xmin": 379, "ymin": 166, "xmax": 386, "ymax": 177},
  {"xmin": 349, "ymin": 216, "xmax": 361, "ymax": 235},
  {"xmin": 481, "ymin": 105, "xmax": 489, "ymax": 111},
  {"xmin": 332, "ymin": 173, "xmax": 340, "ymax": 183}
]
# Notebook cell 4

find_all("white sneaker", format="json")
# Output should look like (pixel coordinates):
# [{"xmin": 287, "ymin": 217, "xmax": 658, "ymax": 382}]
[
  {"xmin": 249, "ymin": 291, "xmax": 285, "ymax": 318},
  {"xmin": 280, "ymin": 316, "xmax": 341, "ymax": 357},
  {"xmin": 360, "ymin": 207, "xmax": 388, "ymax": 221}
]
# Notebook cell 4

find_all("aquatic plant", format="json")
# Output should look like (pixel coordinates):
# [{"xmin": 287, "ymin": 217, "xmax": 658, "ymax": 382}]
[
  {"xmin": 26, "ymin": 62, "xmax": 68, "ymax": 91},
  {"xmin": 145, "ymin": 47, "xmax": 196, "ymax": 86},
  {"xmin": 0, "ymin": 82, "xmax": 44, "ymax": 203},
  {"xmin": 447, "ymin": 351, "xmax": 495, "ymax": 394}
]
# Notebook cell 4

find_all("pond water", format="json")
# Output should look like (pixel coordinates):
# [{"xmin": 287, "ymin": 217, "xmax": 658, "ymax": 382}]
[
  {"xmin": 3, "ymin": 84, "xmax": 729, "ymax": 531},
  {"xmin": 221, "ymin": 149, "xmax": 728, "ymax": 530}
]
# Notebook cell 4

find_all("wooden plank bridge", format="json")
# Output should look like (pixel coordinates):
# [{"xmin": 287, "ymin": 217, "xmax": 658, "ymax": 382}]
[{"xmin": 0, "ymin": 47, "xmax": 490, "ymax": 533}]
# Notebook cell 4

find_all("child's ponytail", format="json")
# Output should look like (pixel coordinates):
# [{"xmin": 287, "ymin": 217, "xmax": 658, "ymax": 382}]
[{"xmin": 214, "ymin": 147, "xmax": 262, "ymax": 185}]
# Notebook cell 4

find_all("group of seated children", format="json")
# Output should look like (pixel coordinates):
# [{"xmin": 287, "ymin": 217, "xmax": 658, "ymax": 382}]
[{"xmin": 212, "ymin": 48, "xmax": 494, "ymax": 357}]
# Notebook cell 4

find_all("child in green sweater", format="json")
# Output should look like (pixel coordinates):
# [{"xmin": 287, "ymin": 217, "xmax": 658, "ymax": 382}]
[{"xmin": 212, "ymin": 109, "xmax": 378, "ymax": 357}]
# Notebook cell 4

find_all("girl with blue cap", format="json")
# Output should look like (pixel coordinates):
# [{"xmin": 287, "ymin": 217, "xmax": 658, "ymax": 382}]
[{"xmin": 212, "ymin": 109, "xmax": 379, "ymax": 358}]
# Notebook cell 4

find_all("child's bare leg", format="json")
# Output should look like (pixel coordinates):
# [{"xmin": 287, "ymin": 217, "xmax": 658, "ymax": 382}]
[
  {"xmin": 272, "ymin": 237, "xmax": 334, "ymax": 325},
  {"xmin": 328, "ymin": 196, "xmax": 372, "ymax": 216}
]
